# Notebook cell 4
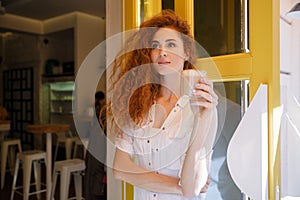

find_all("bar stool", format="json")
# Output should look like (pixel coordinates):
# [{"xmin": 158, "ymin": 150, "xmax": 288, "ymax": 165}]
[
  {"xmin": 1, "ymin": 139, "xmax": 22, "ymax": 190},
  {"xmin": 73, "ymin": 138, "xmax": 89, "ymax": 159},
  {"xmin": 54, "ymin": 131, "xmax": 77, "ymax": 160},
  {"xmin": 11, "ymin": 150, "xmax": 47, "ymax": 200},
  {"xmin": 51, "ymin": 158, "xmax": 85, "ymax": 200}
]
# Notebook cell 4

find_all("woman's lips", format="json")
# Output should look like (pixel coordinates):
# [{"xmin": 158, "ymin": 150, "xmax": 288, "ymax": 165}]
[{"xmin": 158, "ymin": 61, "xmax": 171, "ymax": 65}]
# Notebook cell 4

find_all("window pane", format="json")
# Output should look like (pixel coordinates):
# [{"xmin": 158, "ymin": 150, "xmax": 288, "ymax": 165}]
[
  {"xmin": 162, "ymin": 0, "xmax": 174, "ymax": 10},
  {"xmin": 140, "ymin": 0, "xmax": 174, "ymax": 23},
  {"xmin": 210, "ymin": 80, "xmax": 248, "ymax": 199},
  {"xmin": 194, "ymin": 0, "xmax": 247, "ymax": 56}
]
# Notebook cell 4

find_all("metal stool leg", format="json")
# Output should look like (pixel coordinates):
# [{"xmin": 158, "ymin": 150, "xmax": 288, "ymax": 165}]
[
  {"xmin": 50, "ymin": 171, "xmax": 58, "ymax": 200},
  {"xmin": 54, "ymin": 141, "xmax": 59, "ymax": 161},
  {"xmin": 74, "ymin": 172, "xmax": 82, "ymax": 200},
  {"xmin": 33, "ymin": 161, "xmax": 41, "ymax": 200},
  {"xmin": 65, "ymin": 140, "xmax": 73, "ymax": 159},
  {"xmin": 1, "ymin": 140, "xmax": 22, "ymax": 189},
  {"xmin": 9, "ymin": 142, "xmax": 22, "ymax": 176},
  {"xmin": 1, "ymin": 142, "xmax": 8, "ymax": 189},
  {"xmin": 8, "ymin": 146, "xmax": 16, "ymax": 176},
  {"xmin": 60, "ymin": 168, "xmax": 71, "ymax": 200},
  {"xmin": 10, "ymin": 157, "xmax": 20, "ymax": 200},
  {"xmin": 23, "ymin": 158, "xmax": 32, "ymax": 200}
]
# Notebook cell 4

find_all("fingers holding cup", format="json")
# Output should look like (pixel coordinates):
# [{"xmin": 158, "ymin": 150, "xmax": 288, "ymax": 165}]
[
  {"xmin": 181, "ymin": 69, "xmax": 218, "ymax": 114},
  {"xmin": 191, "ymin": 78, "xmax": 218, "ymax": 106}
]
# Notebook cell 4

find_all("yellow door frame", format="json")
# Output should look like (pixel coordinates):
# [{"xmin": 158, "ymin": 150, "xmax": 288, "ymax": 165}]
[
  {"xmin": 122, "ymin": 0, "xmax": 280, "ymax": 199},
  {"xmin": 249, "ymin": 1, "xmax": 280, "ymax": 200}
]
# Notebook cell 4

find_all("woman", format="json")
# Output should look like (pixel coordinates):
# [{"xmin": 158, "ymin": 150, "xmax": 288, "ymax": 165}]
[{"xmin": 107, "ymin": 10, "xmax": 218, "ymax": 199}]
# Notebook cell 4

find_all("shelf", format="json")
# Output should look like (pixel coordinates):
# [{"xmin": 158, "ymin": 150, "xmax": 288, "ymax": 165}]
[
  {"xmin": 50, "ymin": 112, "xmax": 73, "ymax": 115},
  {"xmin": 51, "ymin": 89, "xmax": 73, "ymax": 92},
  {"xmin": 42, "ymin": 74, "xmax": 75, "ymax": 83},
  {"xmin": 43, "ymin": 73, "xmax": 74, "ymax": 77},
  {"xmin": 51, "ymin": 99, "xmax": 74, "ymax": 102}
]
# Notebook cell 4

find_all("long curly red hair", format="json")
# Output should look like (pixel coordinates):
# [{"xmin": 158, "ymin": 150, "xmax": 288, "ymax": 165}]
[{"xmin": 106, "ymin": 9, "xmax": 195, "ymax": 134}]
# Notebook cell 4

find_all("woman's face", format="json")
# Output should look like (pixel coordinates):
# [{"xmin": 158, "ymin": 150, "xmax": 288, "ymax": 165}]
[{"xmin": 150, "ymin": 28, "xmax": 187, "ymax": 75}]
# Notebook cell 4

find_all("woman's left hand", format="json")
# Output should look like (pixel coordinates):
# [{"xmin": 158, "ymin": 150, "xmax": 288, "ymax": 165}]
[{"xmin": 200, "ymin": 176, "xmax": 210, "ymax": 193}]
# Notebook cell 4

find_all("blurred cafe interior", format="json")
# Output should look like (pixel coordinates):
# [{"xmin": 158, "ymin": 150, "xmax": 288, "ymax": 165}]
[
  {"xmin": 0, "ymin": 0, "xmax": 300, "ymax": 200},
  {"xmin": 0, "ymin": 0, "xmax": 106, "ymax": 199}
]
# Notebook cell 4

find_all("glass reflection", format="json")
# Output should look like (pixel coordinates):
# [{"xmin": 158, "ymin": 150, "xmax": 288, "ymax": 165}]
[
  {"xmin": 140, "ymin": 0, "xmax": 174, "ymax": 23},
  {"xmin": 194, "ymin": 0, "xmax": 247, "ymax": 56},
  {"xmin": 162, "ymin": 0, "xmax": 174, "ymax": 10},
  {"xmin": 206, "ymin": 80, "xmax": 248, "ymax": 200}
]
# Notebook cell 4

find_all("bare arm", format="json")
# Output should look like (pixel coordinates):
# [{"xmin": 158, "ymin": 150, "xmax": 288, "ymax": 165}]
[
  {"xmin": 180, "ymin": 109, "xmax": 217, "ymax": 197},
  {"xmin": 113, "ymin": 148, "xmax": 183, "ymax": 194},
  {"xmin": 181, "ymin": 77, "xmax": 218, "ymax": 197}
]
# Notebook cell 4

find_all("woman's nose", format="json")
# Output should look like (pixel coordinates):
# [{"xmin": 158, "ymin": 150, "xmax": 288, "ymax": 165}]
[{"xmin": 159, "ymin": 48, "xmax": 167, "ymax": 57}]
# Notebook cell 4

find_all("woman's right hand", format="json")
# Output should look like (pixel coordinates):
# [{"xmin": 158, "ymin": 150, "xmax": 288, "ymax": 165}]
[{"xmin": 189, "ymin": 77, "xmax": 218, "ymax": 118}]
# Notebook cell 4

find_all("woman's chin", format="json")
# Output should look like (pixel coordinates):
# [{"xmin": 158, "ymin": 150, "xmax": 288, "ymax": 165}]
[
  {"xmin": 154, "ymin": 66, "xmax": 181, "ymax": 76},
  {"xmin": 157, "ymin": 70, "xmax": 176, "ymax": 76}
]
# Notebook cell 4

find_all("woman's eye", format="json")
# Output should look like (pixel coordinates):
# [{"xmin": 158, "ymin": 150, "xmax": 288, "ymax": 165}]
[
  {"xmin": 167, "ymin": 42, "xmax": 176, "ymax": 48},
  {"xmin": 151, "ymin": 43, "xmax": 160, "ymax": 49}
]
